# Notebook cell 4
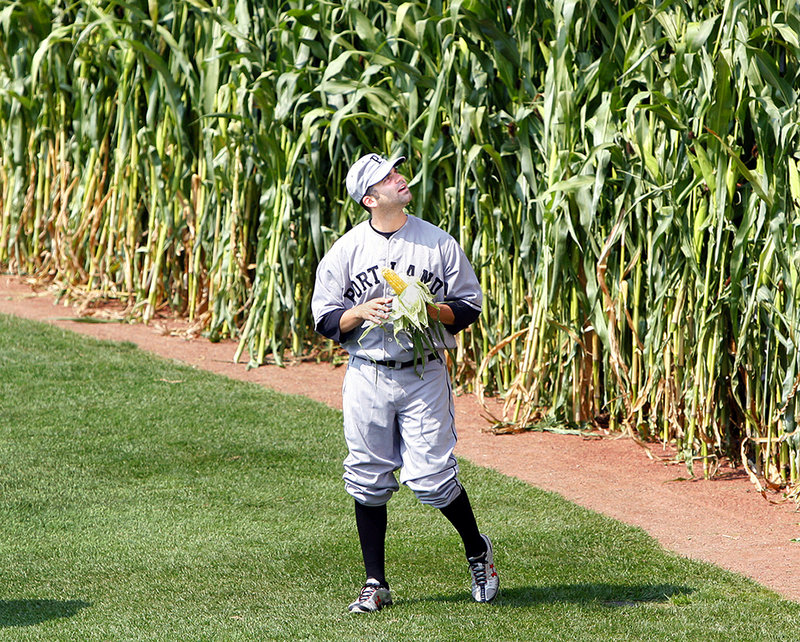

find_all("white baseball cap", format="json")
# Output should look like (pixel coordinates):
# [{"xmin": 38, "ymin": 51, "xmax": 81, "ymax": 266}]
[{"xmin": 345, "ymin": 153, "xmax": 406, "ymax": 205}]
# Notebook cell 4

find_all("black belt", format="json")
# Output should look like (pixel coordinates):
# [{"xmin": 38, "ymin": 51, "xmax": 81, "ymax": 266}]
[{"xmin": 368, "ymin": 352, "xmax": 440, "ymax": 370}]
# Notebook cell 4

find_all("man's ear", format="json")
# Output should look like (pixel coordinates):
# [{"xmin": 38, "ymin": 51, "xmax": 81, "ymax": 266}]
[{"xmin": 362, "ymin": 193, "xmax": 378, "ymax": 209}]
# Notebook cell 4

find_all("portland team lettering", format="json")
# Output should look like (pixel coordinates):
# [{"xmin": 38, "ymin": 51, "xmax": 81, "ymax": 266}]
[{"xmin": 343, "ymin": 263, "xmax": 448, "ymax": 303}]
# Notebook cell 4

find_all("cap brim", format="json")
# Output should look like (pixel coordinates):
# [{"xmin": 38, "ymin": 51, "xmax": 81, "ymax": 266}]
[{"xmin": 366, "ymin": 156, "xmax": 406, "ymax": 190}]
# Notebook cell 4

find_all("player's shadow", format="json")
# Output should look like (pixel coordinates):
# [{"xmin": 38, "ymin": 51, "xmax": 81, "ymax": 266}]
[
  {"xmin": 416, "ymin": 583, "xmax": 694, "ymax": 607},
  {"xmin": 0, "ymin": 600, "xmax": 91, "ymax": 628},
  {"xmin": 499, "ymin": 583, "xmax": 695, "ymax": 607}
]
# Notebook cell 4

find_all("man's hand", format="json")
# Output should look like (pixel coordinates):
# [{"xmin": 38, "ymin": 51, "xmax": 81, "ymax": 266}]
[{"xmin": 340, "ymin": 297, "xmax": 394, "ymax": 332}]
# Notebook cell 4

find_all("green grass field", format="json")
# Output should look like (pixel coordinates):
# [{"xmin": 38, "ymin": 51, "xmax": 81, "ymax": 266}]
[{"xmin": 1, "ymin": 313, "xmax": 799, "ymax": 641}]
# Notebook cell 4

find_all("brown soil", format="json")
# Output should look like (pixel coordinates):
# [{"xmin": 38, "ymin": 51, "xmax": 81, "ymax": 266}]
[{"xmin": 2, "ymin": 273, "xmax": 799, "ymax": 601}]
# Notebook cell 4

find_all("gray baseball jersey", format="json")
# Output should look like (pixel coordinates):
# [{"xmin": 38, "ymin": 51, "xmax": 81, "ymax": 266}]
[{"xmin": 311, "ymin": 213, "xmax": 482, "ymax": 361}]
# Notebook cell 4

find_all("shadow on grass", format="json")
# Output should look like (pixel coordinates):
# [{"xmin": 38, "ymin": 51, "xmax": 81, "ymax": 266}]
[
  {"xmin": 0, "ymin": 600, "xmax": 92, "ymax": 628},
  {"xmin": 412, "ymin": 583, "xmax": 694, "ymax": 607}
]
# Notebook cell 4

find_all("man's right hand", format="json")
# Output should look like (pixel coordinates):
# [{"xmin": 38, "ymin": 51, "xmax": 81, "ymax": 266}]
[{"xmin": 339, "ymin": 297, "xmax": 394, "ymax": 333}]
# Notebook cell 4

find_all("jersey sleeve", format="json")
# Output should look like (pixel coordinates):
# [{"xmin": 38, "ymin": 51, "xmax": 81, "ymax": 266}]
[
  {"xmin": 311, "ymin": 246, "xmax": 350, "ymax": 342},
  {"xmin": 440, "ymin": 236, "xmax": 482, "ymax": 316}
]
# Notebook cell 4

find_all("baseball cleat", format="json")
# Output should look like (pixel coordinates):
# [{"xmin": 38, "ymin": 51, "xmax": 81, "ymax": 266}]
[
  {"xmin": 348, "ymin": 578, "xmax": 393, "ymax": 613},
  {"xmin": 468, "ymin": 534, "xmax": 499, "ymax": 603}
]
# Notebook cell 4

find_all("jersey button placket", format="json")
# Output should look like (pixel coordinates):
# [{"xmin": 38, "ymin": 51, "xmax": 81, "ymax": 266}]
[{"xmin": 383, "ymin": 240, "xmax": 393, "ymax": 353}]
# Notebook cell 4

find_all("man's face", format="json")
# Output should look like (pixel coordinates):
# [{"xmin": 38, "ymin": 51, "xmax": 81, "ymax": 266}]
[{"xmin": 366, "ymin": 167, "xmax": 412, "ymax": 209}]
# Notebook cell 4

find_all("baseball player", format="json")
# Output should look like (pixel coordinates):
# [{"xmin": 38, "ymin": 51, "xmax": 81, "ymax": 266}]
[{"xmin": 311, "ymin": 152, "xmax": 499, "ymax": 612}]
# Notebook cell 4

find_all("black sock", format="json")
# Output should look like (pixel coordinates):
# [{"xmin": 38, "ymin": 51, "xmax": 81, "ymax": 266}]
[
  {"xmin": 354, "ymin": 500, "xmax": 388, "ymax": 588},
  {"xmin": 439, "ymin": 487, "xmax": 487, "ymax": 560}
]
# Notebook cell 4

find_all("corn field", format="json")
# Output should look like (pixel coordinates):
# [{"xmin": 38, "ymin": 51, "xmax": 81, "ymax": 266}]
[{"xmin": 1, "ymin": 0, "xmax": 799, "ymax": 493}]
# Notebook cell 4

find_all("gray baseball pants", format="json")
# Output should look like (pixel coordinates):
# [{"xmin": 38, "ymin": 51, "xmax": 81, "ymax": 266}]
[{"xmin": 342, "ymin": 355, "xmax": 462, "ymax": 509}]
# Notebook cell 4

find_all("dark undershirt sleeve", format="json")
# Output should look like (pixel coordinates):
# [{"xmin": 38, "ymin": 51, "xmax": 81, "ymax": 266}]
[
  {"xmin": 443, "ymin": 300, "xmax": 481, "ymax": 335},
  {"xmin": 315, "ymin": 308, "xmax": 357, "ymax": 345}
]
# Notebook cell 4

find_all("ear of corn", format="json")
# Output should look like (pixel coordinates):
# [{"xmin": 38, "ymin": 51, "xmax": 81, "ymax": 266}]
[
  {"xmin": 381, "ymin": 268, "xmax": 408, "ymax": 295},
  {"xmin": 362, "ymin": 270, "xmax": 442, "ymax": 377}
]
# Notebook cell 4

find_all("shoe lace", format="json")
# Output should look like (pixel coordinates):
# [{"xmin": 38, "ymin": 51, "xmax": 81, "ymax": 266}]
[
  {"xmin": 358, "ymin": 583, "xmax": 379, "ymax": 602},
  {"xmin": 469, "ymin": 557, "xmax": 487, "ymax": 586}
]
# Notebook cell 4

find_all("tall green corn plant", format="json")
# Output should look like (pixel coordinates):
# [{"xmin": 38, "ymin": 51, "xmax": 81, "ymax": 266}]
[
  {"xmin": 722, "ymin": 1, "xmax": 800, "ymax": 488},
  {"xmin": 0, "ymin": 0, "xmax": 54, "ymax": 272},
  {"xmin": 623, "ymin": 0, "xmax": 800, "ymax": 481}
]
